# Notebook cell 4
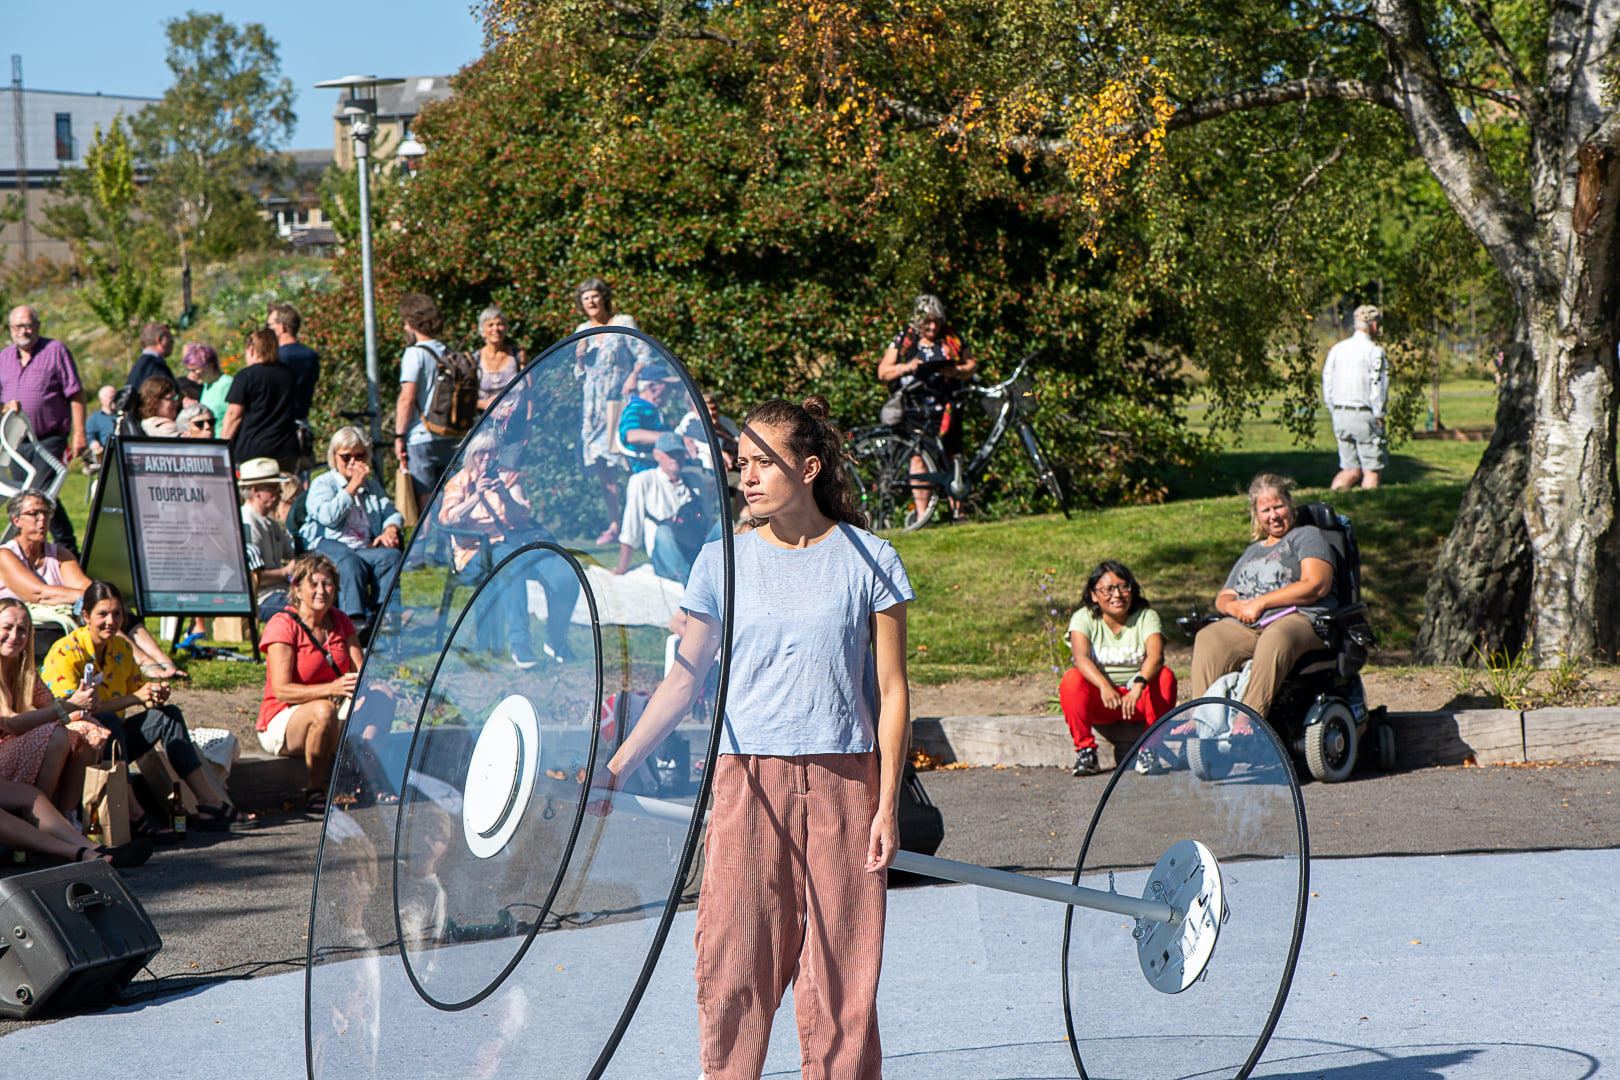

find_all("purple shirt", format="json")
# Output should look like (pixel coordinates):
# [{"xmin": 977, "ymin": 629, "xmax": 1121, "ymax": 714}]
[{"xmin": 0, "ymin": 338, "xmax": 83, "ymax": 439}]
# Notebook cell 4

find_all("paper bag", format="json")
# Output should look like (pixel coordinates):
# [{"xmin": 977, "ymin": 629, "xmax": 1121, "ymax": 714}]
[
  {"xmin": 136, "ymin": 747, "xmax": 199, "ymax": 816},
  {"xmin": 395, "ymin": 463, "xmax": 420, "ymax": 528},
  {"xmin": 83, "ymin": 743, "xmax": 131, "ymax": 847}
]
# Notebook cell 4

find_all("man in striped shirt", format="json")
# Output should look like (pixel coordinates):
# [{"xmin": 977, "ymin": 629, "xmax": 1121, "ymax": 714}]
[{"xmin": 1322, "ymin": 304, "xmax": 1388, "ymax": 490}]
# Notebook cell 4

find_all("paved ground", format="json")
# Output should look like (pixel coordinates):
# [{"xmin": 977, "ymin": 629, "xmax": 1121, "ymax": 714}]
[
  {"xmin": 6, "ymin": 846, "xmax": 1616, "ymax": 1078},
  {"xmin": 1, "ymin": 759, "xmax": 1615, "ymax": 1042}
]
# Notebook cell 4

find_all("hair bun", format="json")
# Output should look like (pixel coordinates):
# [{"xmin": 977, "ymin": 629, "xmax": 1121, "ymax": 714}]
[{"xmin": 801, "ymin": 395, "xmax": 831, "ymax": 421}]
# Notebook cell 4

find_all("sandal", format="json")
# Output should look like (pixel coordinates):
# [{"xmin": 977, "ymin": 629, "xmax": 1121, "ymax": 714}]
[
  {"xmin": 97, "ymin": 838, "xmax": 155, "ymax": 868},
  {"xmin": 303, "ymin": 787, "xmax": 329, "ymax": 816},
  {"xmin": 74, "ymin": 846, "xmax": 109, "ymax": 864},
  {"xmin": 131, "ymin": 812, "xmax": 181, "ymax": 844},
  {"xmin": 194, "ymin": 804, "xmax": 239, "ymax": 832}
]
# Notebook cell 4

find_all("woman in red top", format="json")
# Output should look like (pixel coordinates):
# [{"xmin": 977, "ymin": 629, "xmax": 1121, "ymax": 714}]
[{"xmin": 257, "ymin": 554, "xmax": 361, "ymax": 813}]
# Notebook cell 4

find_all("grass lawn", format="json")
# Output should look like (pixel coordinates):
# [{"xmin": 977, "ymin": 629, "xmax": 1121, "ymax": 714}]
[
  {"xmin": 893, "ymin": 381, "xmax": 1497, "ymax": 684},
  {"xmin": 50, "ymin": 379, "xmax": 1498, "ymax": 691}
]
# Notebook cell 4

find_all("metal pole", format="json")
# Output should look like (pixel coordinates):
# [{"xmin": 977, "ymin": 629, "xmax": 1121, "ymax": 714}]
[
  {"xmin": 354, "ymin": 129, "xmax": 382, "ymax": 451},
  {"xmin": 11, "ymin": 56, "xmax": 29, "ymax": 262},
  {"xmin": 592, "ymin": 789, "xmax": 1181, "ymax": 925},
  {"xmin": 890, "ymin": 850, "xmax": 1179, "ymax": 924}
]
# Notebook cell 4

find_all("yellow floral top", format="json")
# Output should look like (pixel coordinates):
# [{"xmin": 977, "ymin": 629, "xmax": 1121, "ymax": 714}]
[{"xmin": 42, "ymin": 627, "xmax": 143, "ymax": 707}]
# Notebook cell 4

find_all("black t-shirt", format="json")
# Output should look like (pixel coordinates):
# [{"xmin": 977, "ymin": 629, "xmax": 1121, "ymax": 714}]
[
  {"xmin": 278, "ymin": 342, "xmax": 321, "ymax": 421},
  {"xmin": 226, "ymin": 361, "xmax": 300, "ymax": 462}
]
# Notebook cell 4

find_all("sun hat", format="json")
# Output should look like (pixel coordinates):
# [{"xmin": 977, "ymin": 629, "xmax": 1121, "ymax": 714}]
[{"xmin": 237, "ymin": 457, "xmax": 292, "ymax": 487}]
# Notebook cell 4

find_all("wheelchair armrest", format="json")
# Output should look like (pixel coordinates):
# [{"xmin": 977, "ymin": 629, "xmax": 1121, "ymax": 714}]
[
  {"xmin": 1311, "ymin": 604, "xmax": 1376, "ymax": 649},
  {"xmin": 1177, "ymin": 613, "xmax": 1221, "ymax": 638}
]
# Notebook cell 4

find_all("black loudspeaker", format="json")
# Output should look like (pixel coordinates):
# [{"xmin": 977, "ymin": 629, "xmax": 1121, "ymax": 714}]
[
  {"xmin": 890, "ymin": 763, "xmax": 947, "ymax": 886},
  {"xmin": 0, "ymin": 861, "xmax": 162, "ymax": 1019}
]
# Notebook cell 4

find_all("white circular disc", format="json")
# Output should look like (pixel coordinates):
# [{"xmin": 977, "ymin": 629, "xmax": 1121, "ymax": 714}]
[
  {"xmin": 462, "ymin": 694, "xmax": 541, "ymax": 859},
  {"xmin": 1137, "ymin": 839, "xmax": 1224, "ymax": 993}
]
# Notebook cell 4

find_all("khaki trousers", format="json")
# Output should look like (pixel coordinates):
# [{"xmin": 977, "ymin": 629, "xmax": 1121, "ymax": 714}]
[
  {"xmin": 1188, "ymin": 613, "xmax": 1324, "ymax": 719},
  {"xmin": 695, "ymin": 752, "xmax": 886, "ymax": 1080}
]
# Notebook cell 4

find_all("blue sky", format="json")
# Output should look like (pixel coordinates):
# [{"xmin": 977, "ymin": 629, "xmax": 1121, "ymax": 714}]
[{"xmin": 9, "ymin": 2, "xmax": 486, "ymax": 147}]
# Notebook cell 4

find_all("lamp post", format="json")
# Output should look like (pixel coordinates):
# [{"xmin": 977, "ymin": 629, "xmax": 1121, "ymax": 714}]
[{"xmin": 315, "ymin": 75, "xmax": 404, "ymax": 454}]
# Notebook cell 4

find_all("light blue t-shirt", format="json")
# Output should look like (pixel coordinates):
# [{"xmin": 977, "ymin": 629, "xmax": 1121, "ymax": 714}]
[
  {"xmin": 401, "ymin": 339, "xmax": 445, "ymax": 446},
  {"xmin": 682, "ymin": 524, "xmax": 914, "ymax": 756}
]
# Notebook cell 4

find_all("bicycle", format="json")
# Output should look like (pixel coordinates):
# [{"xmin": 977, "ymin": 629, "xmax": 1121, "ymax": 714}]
[{"xmin": 845, "ymin": 349, "xmax": 1069, "ymax": 532}]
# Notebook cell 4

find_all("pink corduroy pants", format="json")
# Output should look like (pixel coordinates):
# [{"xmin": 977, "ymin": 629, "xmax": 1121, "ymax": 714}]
[{"xmin": 695, "ymin": 752, "xmax": 887, "ymax": 1080}]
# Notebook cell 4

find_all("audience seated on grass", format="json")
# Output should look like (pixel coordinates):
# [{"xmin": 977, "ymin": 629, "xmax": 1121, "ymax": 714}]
[
  {"xmin": 258, "ymin": 554, "xmax": 360, "ymax": 816},
  {"xmin": 0, "ymin": 599, "xmax": 100, "ymax": 815},
  {"xmin": 42, "ymin": 581, "xmax": 239, "ymax": 839},
  {"xmin": 0, "ymin": 489, "xmax": 186, "ymax": 677},
  {"xmin": 1060, "ymin": 560, "xmax": 1178, "ymax": 777},
  {"xmin": 301, "ymin": 427, "xmax": 403, "ymax": 628}
]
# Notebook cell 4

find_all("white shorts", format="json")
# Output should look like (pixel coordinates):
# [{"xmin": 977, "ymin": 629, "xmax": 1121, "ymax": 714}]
[
  {"xmin": 258, "ymin": 706, "xmax": 296, "ymax": 755},
  {"xmin": 1332, "ymin": 410, "xmax": 1388, "ymax": 471}
]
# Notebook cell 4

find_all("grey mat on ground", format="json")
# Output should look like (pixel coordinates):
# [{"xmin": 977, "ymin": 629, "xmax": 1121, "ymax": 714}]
[{"xmin": 1, "ymin": 847, "xmax": 1613, "ymax": 1078}]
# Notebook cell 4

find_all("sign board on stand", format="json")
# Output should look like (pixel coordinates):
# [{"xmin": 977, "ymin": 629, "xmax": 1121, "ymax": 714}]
[{"xmin": 82, "ymin": 436, "xmax": 258, "ymax": 652}]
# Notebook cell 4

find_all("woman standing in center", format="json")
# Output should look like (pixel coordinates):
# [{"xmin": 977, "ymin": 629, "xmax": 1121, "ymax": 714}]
[{"xmin": 596, "ymin": 396, "xmax": 912, "ymax": 1080}]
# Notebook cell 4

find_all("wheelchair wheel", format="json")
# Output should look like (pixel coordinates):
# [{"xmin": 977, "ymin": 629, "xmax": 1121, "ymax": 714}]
[
  {"xmin": 1376, "ymin": 722, "xmax": 1397, "ymax": 772},
  {"xmin": 1186, "ymin": 736, "xmax": 1234, "ymax": 781},
  {"xmin": 1304, "ymin": 700, "xmax": 1358, "ymax": 783}
]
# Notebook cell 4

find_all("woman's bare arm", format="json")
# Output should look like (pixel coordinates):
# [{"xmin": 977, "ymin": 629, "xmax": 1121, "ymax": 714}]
[
  {"xmin": 598, "ymin": 613, "xmax": 721, "ymax": 786},
  {"xmin": 866, "ymin": 602, "xmax": 910, "ymax": 872}
]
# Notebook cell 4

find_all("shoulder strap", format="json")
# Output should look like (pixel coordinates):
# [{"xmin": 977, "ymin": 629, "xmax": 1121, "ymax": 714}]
[{"xmin": 282, "ymin": 610, "xmax": 342, "ymax": 680}]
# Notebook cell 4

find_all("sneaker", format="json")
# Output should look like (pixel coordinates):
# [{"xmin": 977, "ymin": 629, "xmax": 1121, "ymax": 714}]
[
  {"xmin": 512, "ymin": 644, "xmax": 540, "ymax": 670},
  {"xmin": 1135, "ymin": 747, "xmax": 1168, "ymax": 775},
  {"xmin": 1072, "ymin": 747, "xmax": 1099, "ymax": 776},
  {"xmin": 542, "ymin": 641, "xmax": 574, "ymax": 664}
]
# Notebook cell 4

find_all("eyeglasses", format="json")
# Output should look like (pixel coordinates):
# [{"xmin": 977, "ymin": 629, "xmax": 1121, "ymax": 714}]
[
  {"xmin": 337, "ymin": 452, "xmax": 367, "ymax": 463},
  {"xmin": 9, "ymin": 322, "xmax": 37, "ymax": 331},
  {"xmin": 14, "ymin": 508, "xmax": 48, "ymax": 519},
  {"xmin": 1093, "ymin": 584, "xmax": 1132, "ymax": 597},
  {"xmin": 191, "ymin": 420, "xmax": 215, "ymax": 430}
]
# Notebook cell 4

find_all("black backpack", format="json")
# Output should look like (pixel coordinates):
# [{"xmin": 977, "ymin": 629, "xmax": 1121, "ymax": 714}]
[{"xmin": 420, "ymin": 343, "xmax": 480, "ymax": 439}]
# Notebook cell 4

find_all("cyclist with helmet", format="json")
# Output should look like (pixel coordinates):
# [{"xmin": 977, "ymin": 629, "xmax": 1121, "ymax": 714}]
[{"xmin": 876, "ymin": 295, "xmax": 977, "ymax": 522}]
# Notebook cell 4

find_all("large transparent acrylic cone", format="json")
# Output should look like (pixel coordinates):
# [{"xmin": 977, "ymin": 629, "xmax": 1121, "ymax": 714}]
[
  {"xmin": 1062, "ymin": 698, "xmax": 1309, "ymax": 1080},
  {"xmin": 305, "ymin": 327, "xmax": 732, "ymax": 1080}
]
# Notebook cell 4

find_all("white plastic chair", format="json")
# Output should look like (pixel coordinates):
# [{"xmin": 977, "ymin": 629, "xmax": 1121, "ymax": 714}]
[{"xmin": 0, "ymin": 408, "xmax": 69, "ymax": 537}]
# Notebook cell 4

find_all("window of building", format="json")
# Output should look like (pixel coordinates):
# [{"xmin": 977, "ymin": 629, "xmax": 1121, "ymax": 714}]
[{"xmin": 54, "ymin": 114, "xmax": 74, "ymax": 161}]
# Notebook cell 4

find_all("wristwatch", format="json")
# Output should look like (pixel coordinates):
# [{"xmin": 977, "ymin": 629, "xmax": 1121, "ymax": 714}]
[
  {"xmin": 1131, "ymin": 675, "xmax": 1149, "ymax": 687},
  {"xmin": 52, "ymin": 697, "xmax": 69, "ymax": 722}
]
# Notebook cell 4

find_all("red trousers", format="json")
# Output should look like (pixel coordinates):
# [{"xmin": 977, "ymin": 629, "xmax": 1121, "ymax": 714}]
[
  {"xmin": 695, "ymin": 752, "xmax": 886, "ymax": 1080},
  {"xmin": 1058, "ymin": 667, "xmax": 1178, "ymax": 750}
]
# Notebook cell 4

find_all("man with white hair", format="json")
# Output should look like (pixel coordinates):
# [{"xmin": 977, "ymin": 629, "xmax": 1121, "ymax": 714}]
[{"xmin": 1322, "ymin": 304, "xmax": 1389, "ymax": 490}]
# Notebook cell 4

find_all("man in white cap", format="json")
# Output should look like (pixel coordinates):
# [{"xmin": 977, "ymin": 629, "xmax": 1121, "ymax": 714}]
[
  {"xmin": 1322, "ymin": 304, "xmax": 1389, "ymax": 490},
  {"xmin": 238, "ymin": 457, "xmax": 298, "ymax": 620}
]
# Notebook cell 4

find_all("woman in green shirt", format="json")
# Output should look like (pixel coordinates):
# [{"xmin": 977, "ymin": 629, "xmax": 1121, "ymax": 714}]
[
  {"xmin": 1060, "ymin": 560, "xmax": 1177, "ymax": 776},
  {"xmin": 182, "ymin": 342, "xmax": 233, "ymax": 424}
]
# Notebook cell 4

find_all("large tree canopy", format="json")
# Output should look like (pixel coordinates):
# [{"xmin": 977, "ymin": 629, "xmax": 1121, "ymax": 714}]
[
  {"xmin": 303, "ymin": 20, "xmax": 1217, "ymax": 514},
  {"xmin": 475, "ymin": 0, "xmax": 1616, "ymax": 663}
]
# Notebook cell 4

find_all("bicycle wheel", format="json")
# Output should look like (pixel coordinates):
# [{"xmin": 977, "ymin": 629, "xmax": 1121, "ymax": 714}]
[
  {"xmin": 1019, "ymin": 421, "xmax": 1070, "ymax": 518},
  {"xmin": 848, "ymin": 430, "xmax": 939, "ymax": 532}
]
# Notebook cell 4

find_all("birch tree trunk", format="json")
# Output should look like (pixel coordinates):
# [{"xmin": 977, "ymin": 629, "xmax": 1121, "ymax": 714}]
[{"xmin": 1370, "ymin": 0, "xmax": 1620, "ymax": 662}]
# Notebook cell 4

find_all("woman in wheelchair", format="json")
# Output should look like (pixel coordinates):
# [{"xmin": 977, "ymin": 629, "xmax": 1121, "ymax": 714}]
[
  {"xmin": 1188, "ymin": 474, "xmax": 1335, "ymax": 731},
  {"xmin": 1059, "ymin": 560, "xmax": 1177, "ymax": 776}
]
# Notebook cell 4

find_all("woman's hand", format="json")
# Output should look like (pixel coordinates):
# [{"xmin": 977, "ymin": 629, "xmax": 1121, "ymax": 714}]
[
  {"xmin": 135, "ymin": 682, "xmax": 170, "ymax": 708},
  {"xmin": 1098, "ymin": 682, "xmax": 1124, "ymax": 710},
  {"xmin": 584, "ymin": 764, "xmax": 621, "ymax": 818},
  {"xmin": 1120, "ymin": 683, "xmax": 1144, "ymax": 719},
  {"xmin": 865, "ymin": 803, "xmax": 899, "ymax": 873},
  {"xmin": 332, "ymin": 673, "xmax": 360, "ymax": 698},
  {"xmin": 1231, "ymin": 596, "xmax": 1268, "ymax": 625},
  {"xmin": 65, "ymin": 686, "xmax": 98, "ymax": 713}
]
